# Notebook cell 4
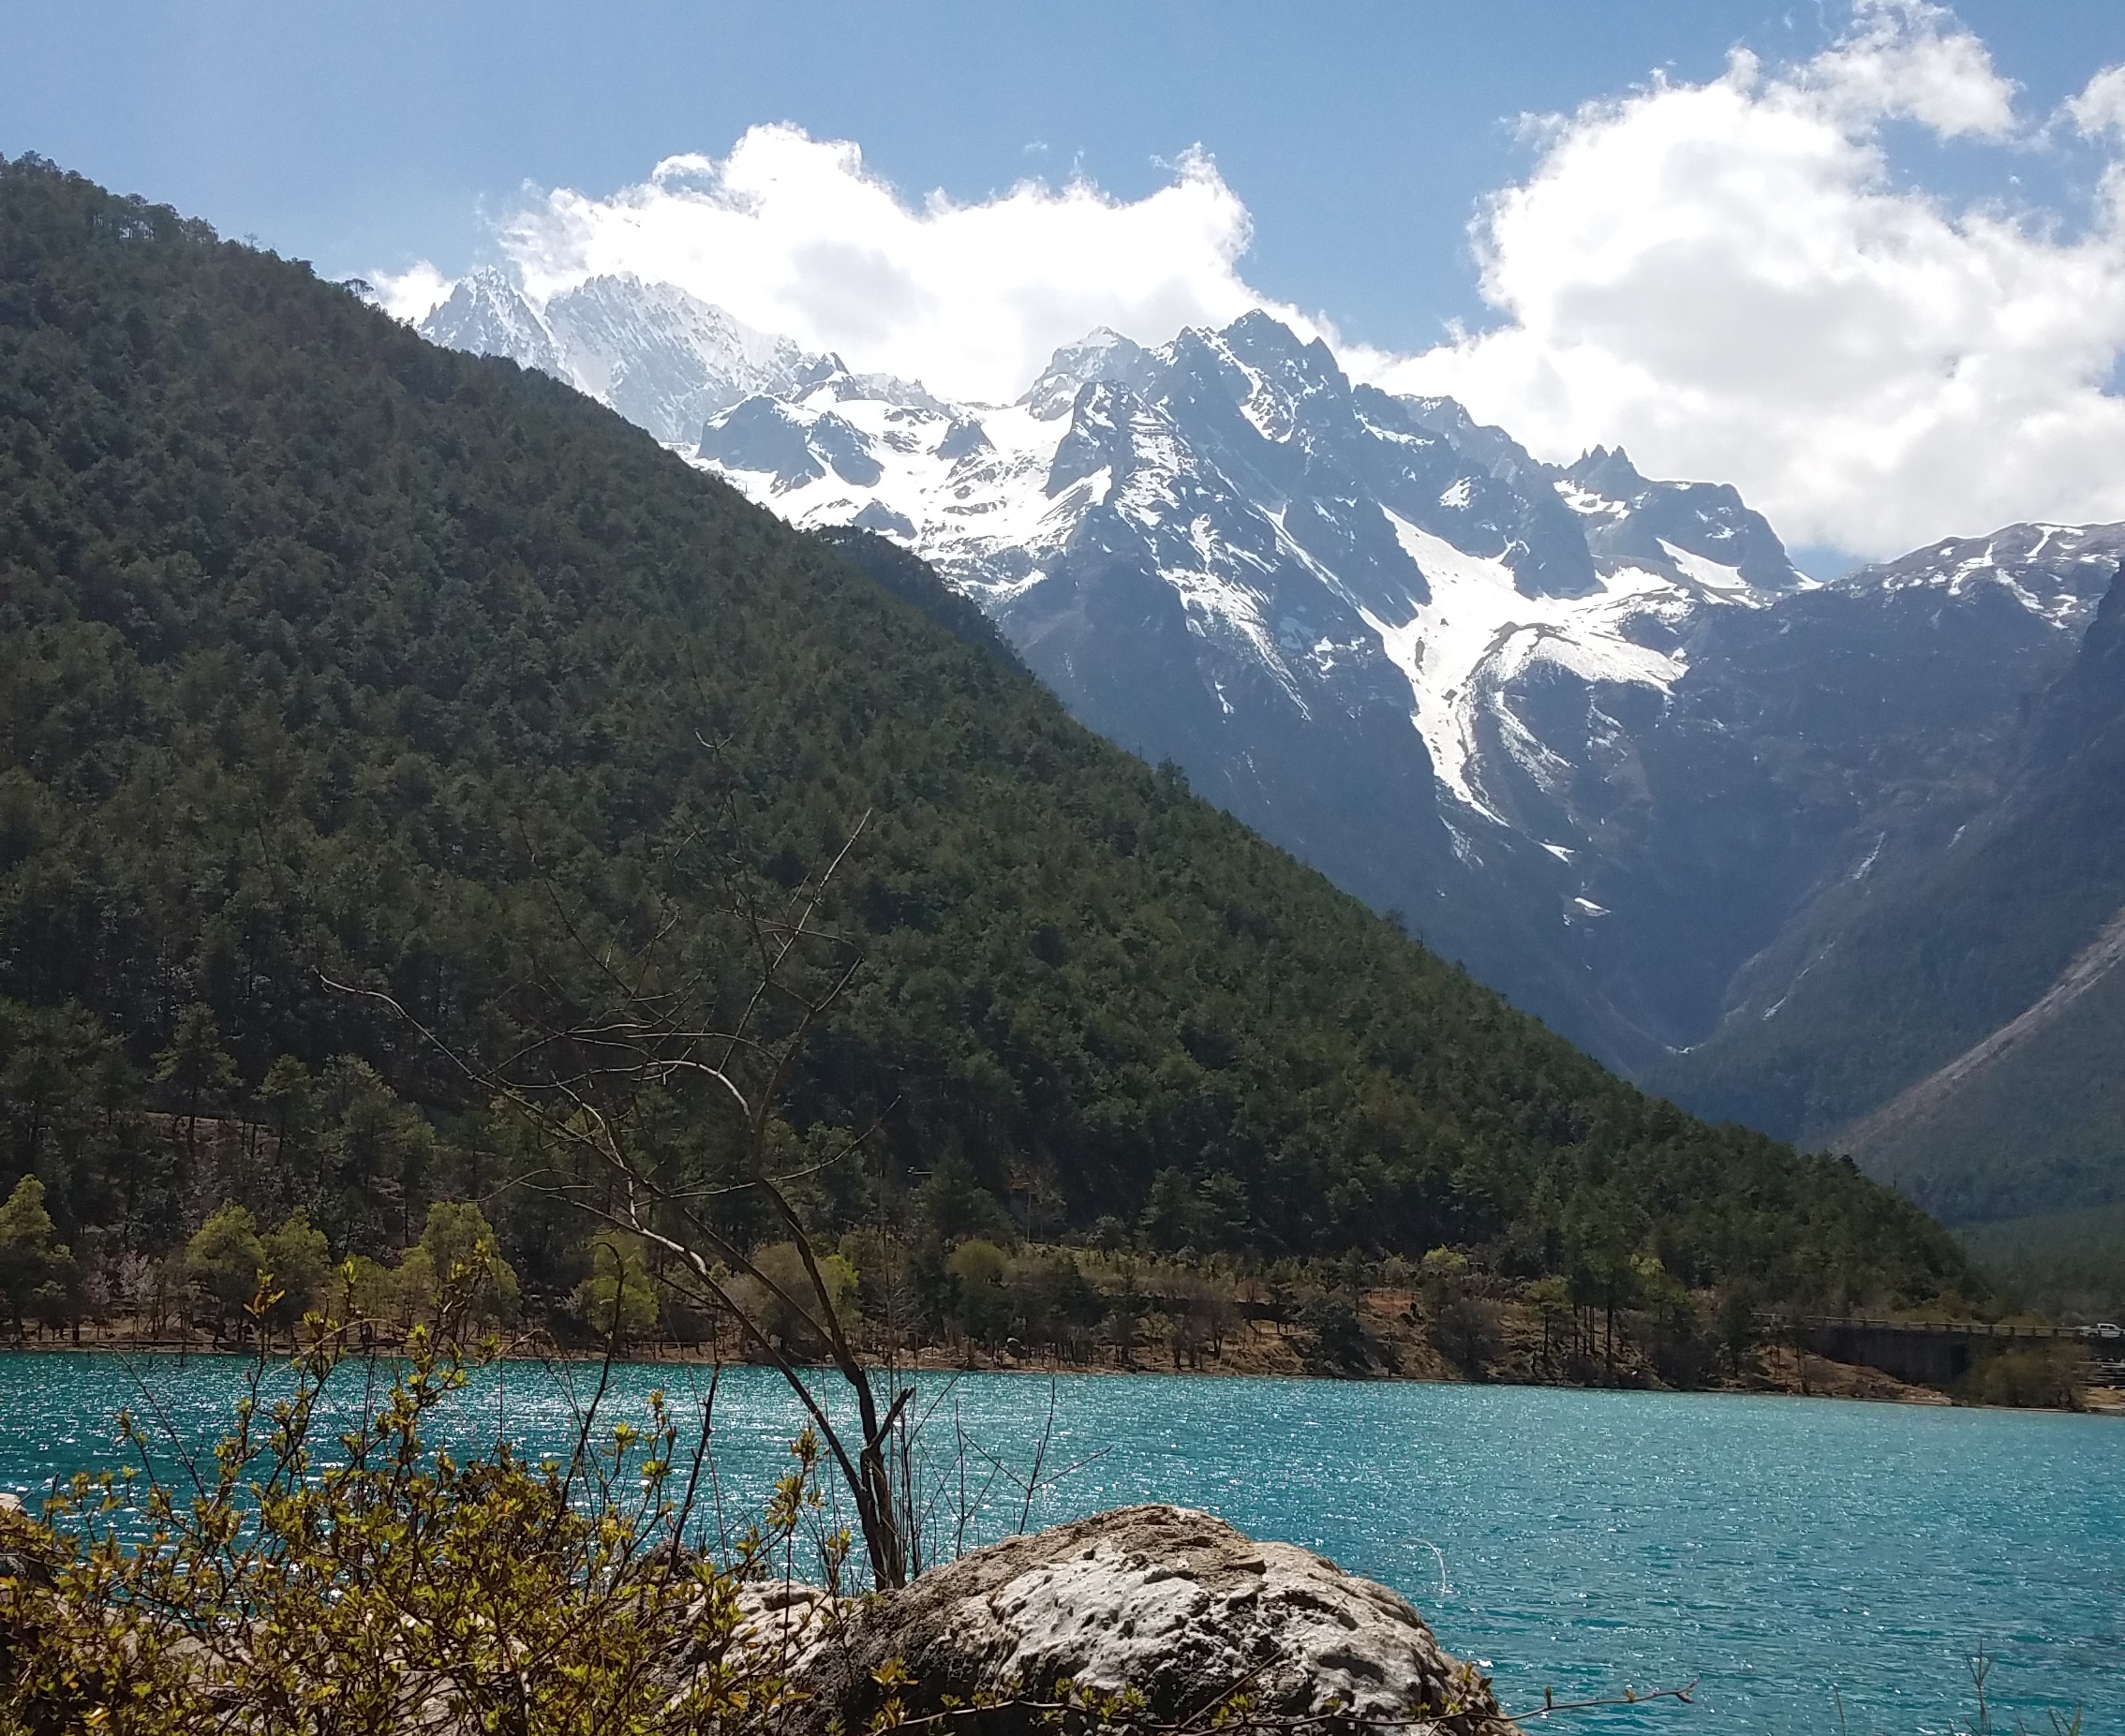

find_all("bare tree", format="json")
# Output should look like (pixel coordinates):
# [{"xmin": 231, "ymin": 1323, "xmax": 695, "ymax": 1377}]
[{"xmin": 334, "ymin": 809, "xmax": 924, "ymax": 1589}]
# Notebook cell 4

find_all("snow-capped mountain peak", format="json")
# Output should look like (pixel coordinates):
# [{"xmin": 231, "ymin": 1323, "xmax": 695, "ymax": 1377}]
[
  {"xmin": 422, "ymin": 267, "xmax": 567, "ymax": 378},
  {"xmin": 1557, "ymin": 446, "xmax": 1803, "ymax": 594},
  {"xmin": 1021, "ymin": 327, "xmax": 1160, "ymax": 420},
  {"xmin": 1842, "ymin": 521, "xmax": 2120, "ymax": 630},
  {"xmin": 539, "ymin": 273, "xmax": 822, "ymax": 442},
  {"xmin": 680, "ymin": 304, "xmax": 1800, "ymax": 838},
  {"xmin": 417, "ymin": 269, "xmax": 831, "ymax": 446}
]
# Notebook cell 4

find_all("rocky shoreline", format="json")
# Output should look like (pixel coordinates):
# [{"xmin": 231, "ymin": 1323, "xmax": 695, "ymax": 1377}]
[{"xmin": 1, "ymin": 1482, "xmax": 1522, "ymax": 1734}]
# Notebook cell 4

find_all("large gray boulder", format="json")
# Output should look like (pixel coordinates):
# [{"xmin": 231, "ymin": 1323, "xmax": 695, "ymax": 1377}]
[{"xmin": 780, "ymin": 1504, "xmax": 1515, "ymax": 1733}]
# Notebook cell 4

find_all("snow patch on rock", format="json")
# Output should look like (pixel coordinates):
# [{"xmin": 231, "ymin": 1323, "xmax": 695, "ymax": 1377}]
[{"xmin": 1369, "ymin": 513, "xmax": 1697, "ymax": 821}]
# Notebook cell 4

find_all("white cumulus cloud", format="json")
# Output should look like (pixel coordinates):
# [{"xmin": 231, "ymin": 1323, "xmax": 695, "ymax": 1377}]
[
  {"xmin": 2068, "ymin": 64, "xmax": 2125, "ymax": 141},
  {"xmin": 486, "ymin": 124, "xmax": 1315, "ymax": 404},
  {"xmin": 368, "ymin": 260, "xmax": 455, "ymax": 324},
  {"xmin": 1376, "ymin": 0, "xmax": 2125, "ymax": 556}
]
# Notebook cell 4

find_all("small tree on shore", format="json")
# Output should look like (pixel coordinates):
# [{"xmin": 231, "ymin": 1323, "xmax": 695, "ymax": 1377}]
[
  {"xmin": 185, "ymin": 1203, "xmax": 266, "ymax": 1343},
  {"xmin": 571, "ymin": 1230, "xmax": 660, "ymax": 1344},
  {"xmin": 1716, "ymin": 1285, "xmax": 1759, "ymax": 1378},
  {"xmin": 0, "ymin": 1176, "xmax": 70, "ymax": 1341},
  {"xmin": 737, "ymin": 1239, "xmax": 858, "ymax": 1354},
  {"xmin": 260, "ymin": 1209, "xmax": 333, "ymax": 1341},
  {"xmin": 335, "ymin": 808, "xmax": 926, "ymax": 1589},
  {"xmin": 1526, "ymin": 1275, "xmax": 1572, "ymax": 1375},
  {"xmin": 407, "ymin": 1201, "xmax": 521, "ymax": 1328},
  {"xmin": 947, "ymin": 1238, "xmax": 1011, "ymax": 1356}
]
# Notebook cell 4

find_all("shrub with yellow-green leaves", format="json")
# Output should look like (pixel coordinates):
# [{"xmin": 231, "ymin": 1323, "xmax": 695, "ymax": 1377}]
[{"xmin": 0, "ymin": 1284, "xmax": 831, "ymax": 1734}]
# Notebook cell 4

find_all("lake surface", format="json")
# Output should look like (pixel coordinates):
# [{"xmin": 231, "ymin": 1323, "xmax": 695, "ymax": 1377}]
[{"xmin": 0, "ymin": 1356, "xmax": 2117, "ymax": 1735}]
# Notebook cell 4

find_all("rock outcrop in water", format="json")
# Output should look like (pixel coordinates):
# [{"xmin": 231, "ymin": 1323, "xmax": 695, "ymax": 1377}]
[{"xmin": 773, "ymin": 1505, "xmax": 1515, "ymax": 1734}]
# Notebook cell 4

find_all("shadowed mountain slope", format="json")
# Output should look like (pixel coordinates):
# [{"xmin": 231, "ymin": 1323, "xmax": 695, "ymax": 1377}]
[{"xmin": 1657, "ymin": 564, "xmax": 2125, "ymax": 1221}]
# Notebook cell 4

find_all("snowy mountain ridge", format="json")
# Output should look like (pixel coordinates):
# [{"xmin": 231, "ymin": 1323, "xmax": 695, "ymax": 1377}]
[
  {"xmin": 676, "ymin": 307, "xmax": 1807, "ymax": 835},
  {"xmin": 417, "ymin": 273, "xmax": 2123, "ymax": 1079},
  {"xmin": 422, "ymin": 267, "xmax": 829, "ymax": 445}
]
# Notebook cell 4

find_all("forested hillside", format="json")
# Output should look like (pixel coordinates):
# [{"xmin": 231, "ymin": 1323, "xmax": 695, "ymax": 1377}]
[
  {"xmin": 1963, "ymin": 1203, "xmax": 2125, "ymax": 1323},
  {"xmin": 0, "ymin": 156, "xmax": 1975, "ymax": 1328}
]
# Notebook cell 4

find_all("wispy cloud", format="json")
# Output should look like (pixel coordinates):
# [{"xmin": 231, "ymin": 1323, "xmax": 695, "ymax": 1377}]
[{"xmin": 368, "ymin": 259, "xmax": 455, "ymax": 324}]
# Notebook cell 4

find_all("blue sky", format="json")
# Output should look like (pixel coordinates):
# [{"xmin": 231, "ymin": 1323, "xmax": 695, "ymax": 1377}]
[
  {"xmin": 3, "ymin": 1, "xmax": 2118, "ymax": 351},
  {"xmin": 7, "ymin": 3, "xmax": 2125, "ymax": 555}
]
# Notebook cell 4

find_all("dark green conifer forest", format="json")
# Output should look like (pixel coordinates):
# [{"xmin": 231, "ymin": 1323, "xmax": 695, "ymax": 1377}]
[{"xmin": 0, "ymin": 154, "xmax": 1977, "ymax": 1330}]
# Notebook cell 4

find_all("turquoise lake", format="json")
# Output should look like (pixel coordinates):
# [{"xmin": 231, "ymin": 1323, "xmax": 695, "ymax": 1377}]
[{"xmin": 0, "ymin": 1356, "xmax": 2117, "ymax": 1734}]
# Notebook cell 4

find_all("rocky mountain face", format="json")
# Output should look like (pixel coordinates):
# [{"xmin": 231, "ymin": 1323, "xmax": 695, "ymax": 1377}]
[
  {"xmin": 1660, "ymin": 542, "xmax": 2125, "ymax": 1222},
  {"xmin": 422, "ymin": 268, "xmax": 825, "ymax": 444},
  {"xmin": 418, "ymin": 275, "xmax": 2125, "ymax": 1217}
]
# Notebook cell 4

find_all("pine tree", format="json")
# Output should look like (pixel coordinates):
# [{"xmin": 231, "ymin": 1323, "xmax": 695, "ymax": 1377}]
[
  {"xmin": 0, "ymin": 1175, "xmax": 70, "ymax": 1339},
  {"xmin": 155, "ymin": 1005, "xmax": 240, "ymax": 1175}
]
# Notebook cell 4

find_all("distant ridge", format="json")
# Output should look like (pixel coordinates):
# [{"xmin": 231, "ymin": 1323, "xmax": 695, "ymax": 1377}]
[
  {"xmin": 1757, "ymin": 560, "xmax": 2125, "ymax": 1224},
  {"xmin": 1838, "ymin": 904, "xmax": 2125, "ymax": 1160}
]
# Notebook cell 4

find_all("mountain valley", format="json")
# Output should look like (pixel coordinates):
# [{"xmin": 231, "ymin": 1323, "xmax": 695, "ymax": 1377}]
[{"xmin": 417, "ymin": 269, "xmax": 2125, "ymax": 1226}]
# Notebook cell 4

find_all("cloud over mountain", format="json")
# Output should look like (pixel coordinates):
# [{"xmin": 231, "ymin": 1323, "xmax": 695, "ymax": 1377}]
[
  {"xmin": 377, "ymin": 5, "xmax": 2125, "ymax": 556},
  {"xmin": 479, "ymin": 125, "xmax": 1309, "ymax": 405},
  {"xmin": 1380, "ymin": 1, "xmax": 2125, "ymax": 556}
]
